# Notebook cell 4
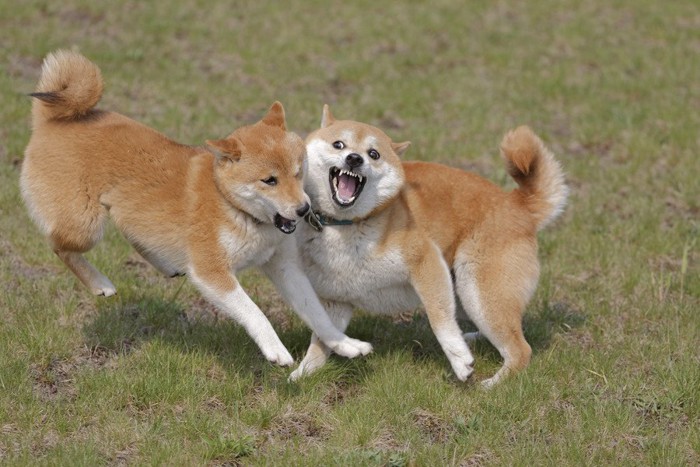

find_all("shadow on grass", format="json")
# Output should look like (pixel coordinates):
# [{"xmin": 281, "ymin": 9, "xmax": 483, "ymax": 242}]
[
  {"xmin": 80, "ymin": 291, "xmax": 586, "ymax": 388},
  {"xmin": 523, "ymin": 300, "xmax": 587, "ymax": 351},
  {"xmin": 82, "ymin": 294, "xmax": 295, "ymax": 371},
  {"xmin": 456, "ymin": 298, "xmax": 587, "ymax": 362},
  {"xmin": 344, "ymin": 297, "xmax": 586, "ymax": 367}
]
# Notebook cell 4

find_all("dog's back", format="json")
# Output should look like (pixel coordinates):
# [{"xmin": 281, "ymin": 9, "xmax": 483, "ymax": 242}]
[{"xmin": 401, "ymin": 126, "xmax": 568, "ymax": 260}]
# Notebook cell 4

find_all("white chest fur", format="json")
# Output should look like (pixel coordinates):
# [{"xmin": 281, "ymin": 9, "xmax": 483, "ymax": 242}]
[
  {"xmin": 298, "ymin": 222, "xmax": 420, "ymax": 314},
  {"xmin": 218, "ymin": 217, "xmax": 278, "ymax": 272}
]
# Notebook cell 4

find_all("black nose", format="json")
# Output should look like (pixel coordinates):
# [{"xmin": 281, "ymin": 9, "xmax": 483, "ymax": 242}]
[
  {"xmin": 296, "ymin": 202, "xmax": 310, "ymax": 217},
  {"xmin": 345, "ymin": 153, "xmax": 364, "ymax": 168}
]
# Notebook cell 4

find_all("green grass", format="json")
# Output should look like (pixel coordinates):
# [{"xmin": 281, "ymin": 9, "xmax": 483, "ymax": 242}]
[{"xmin": 1, "ymin": 0, "xmax": 698, "ymax": 465}]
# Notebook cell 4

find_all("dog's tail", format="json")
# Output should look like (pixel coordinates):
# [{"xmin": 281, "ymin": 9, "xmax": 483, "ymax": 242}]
[
  {"xmin": 501, "ymin": 126, "xmax": 568, "ymax": 230},
  {"xmin": 30, "ymin": 50, "xmax": 103, "ymax": 126}
]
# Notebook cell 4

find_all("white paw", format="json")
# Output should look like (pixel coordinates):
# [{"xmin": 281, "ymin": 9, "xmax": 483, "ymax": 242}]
[
  {"xmin": 444, "ymin": 344, "xmax": 475, "ymax": 382},
  {"xmin": 480, "ymin": 370, "xmax": 506, "ymax": 389},
  {"xmin": 263, "ymin": 345, "xmax": 294, "ymax": 367},
  {"xmin": 452, "ymin": 360, "xmax": 475, "ymax": 382},
  {"xmin": 288, "ymin": 367, "xmax": 303, "ymax": 382},
  {"xmin": 288, "ymin": 352, "xmax": 329, "ymax": 381},
  {"xmin": 480, "ymin": 377, "xmax": 497, "ymax": 389},
  {"xmin": 92, "ymin": 281, "xmax": 117, "ymax": 297},
  {"xmin": 330, "ymin": 337, "xmax": 373, "ymax": 359},
  {"xmin": 89, "ymin": 274, "xmax": 117, "ymax": 297},
  {"xmin": 288, "ymin": 365, "xmax": 310, "ymax": 382}
]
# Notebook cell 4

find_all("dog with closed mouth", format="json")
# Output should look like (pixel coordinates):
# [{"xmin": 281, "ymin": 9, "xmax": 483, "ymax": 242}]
[
  {"xmin": 291, "ymin": 105, "xmax": 567, "ymax": 387},
  {"xmin": 20, "ymin": 51, "xmax": 372, "ymax": 366}
]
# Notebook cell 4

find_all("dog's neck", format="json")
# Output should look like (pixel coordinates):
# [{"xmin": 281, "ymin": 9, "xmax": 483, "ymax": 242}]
[
  {"xmin": 305, "ymin": 189, "xmax": 403, "ymax": 232},
  {"xmin": 304, "ymin": 209, "xmax": 353, "ymax": 232}
]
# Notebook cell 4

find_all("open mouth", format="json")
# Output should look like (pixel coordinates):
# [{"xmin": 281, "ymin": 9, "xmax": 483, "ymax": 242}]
[
  {"xmin": 274, "ymin": 213, "xmax": 297, "ymax": 234},
  {"xmin": 329, "ymin": 167, "xmax": 366, "ymax": 207}
]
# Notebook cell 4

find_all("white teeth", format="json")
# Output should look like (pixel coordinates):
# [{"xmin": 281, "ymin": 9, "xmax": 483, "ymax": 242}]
[{"xmin": 338, "ymin": 169, "xmax": 363, "ymax": 182}]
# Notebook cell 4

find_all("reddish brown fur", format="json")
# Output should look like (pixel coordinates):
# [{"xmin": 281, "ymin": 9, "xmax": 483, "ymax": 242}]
[
  {"xmin": 21, "ymin": 51, "xmax": 380, "ymax": 367},
  {"xmin": 376, "ymin": 127, "xmax": 565, "ymax": 384},
  {"xmin": 300, "ymin": 115, "xmax": 567, "ymax": 385},
  {"xmin": 21, "ymin": 51, "xmax": 305, "ymax": 301}
]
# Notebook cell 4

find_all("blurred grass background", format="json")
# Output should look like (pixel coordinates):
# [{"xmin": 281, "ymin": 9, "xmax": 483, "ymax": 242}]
[{"xmin": 0, "ymin": 0, "xmax": 698, "ymax": 465}]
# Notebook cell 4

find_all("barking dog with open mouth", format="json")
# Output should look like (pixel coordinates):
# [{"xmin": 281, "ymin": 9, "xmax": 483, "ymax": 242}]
[
  {"xmin": 291, "ymin": 105, "xmax": 567, "ymax": 387},
  {"xmin": 20, "ymin": 51, "xmax": 372, "ymax": 366}
]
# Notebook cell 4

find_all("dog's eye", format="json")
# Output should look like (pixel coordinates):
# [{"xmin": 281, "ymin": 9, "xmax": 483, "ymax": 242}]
[
  {"xmin": 261, "ymin": 176, "xmax": 277, "ymax": 186},
  {"xmin": 332, "ymin": 141, "xmax": 345, "ymax": 150},
  {"xmin": 368, "ymin": 149, "xmax": 380, "ymax": 160}
]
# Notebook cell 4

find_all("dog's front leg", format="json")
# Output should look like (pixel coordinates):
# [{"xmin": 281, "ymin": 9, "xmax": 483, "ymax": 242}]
[
  {"xmin": 289, "ymin": 301, "xmax": 354, "ymax": 381},
  {"xmin": 261, "ymin": 243, "xmax": 372, "ymax": 359},
  {"xmin": 408, "ymin": 241, "xmax": 475, "ymax": 381},
  {"xmin": 189, "ymin": 267, "xmax": 294, "ymax": 366}
]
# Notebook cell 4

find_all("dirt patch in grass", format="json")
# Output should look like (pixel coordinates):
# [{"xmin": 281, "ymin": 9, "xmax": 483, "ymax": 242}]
[
  {"xmin": 321, "ymin": 381, "xmax": 362, "ymax": 407},
  {"xmin": 412, "ymin": 408, "xmax": 455, "ymax": 444},
  {"xmin": 182, "ymin": 297, "xmax": 224, "ymax": 325},
  {"xmin": 570, "ymin": 138, "xmax": 615, "ymax": 162},
  {"xmin": 6, "ymin": 54, "xmax": 42, "ymax": 82},
  {"xmin": 661, "ymin": 188, "xmax": 699, "ymax": 231},
  {"xmin": 263, "ymin": 406, "xmax": 331, "ymax": 444},
  {"xmin": 30, "ymin": 345, "xmax": 121, "ymax": 402},
  {"xmin": 369, "ymin": 428, "xmax": 405, "ymax": 453},
  {"xmin": 53, "ymin": 294, "xmax": 101, "ymax": 330},
  {"xmin": 30, "ymin": 358, "xmax": 79, "ymax": 402},
  {"xmin": 110, "ymin": 442, "xmax": 138, "ymax": 466},
  {"xmin": 459, "ymin": 449, "xmax": 496, "ymax": 466},
  {"xmin": 0, "ymin": 239, "xmax": 58, "ymax": 284}
]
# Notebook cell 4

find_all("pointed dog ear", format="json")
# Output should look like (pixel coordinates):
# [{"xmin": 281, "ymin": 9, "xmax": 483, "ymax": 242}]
[
  {"xmin": 261, "ymin": 101, "xmax": 286, "ymax": 130},
  {"xmin": 206, "ymin": 137, "xmax": 242, "ymax": 162},
  {"xmin": 321, "ymin": 104, "xmax": 335, "ymax": 128},
  {"xmin": 391, "ymin": 141, "xmax": 411, "ymax": 156}
]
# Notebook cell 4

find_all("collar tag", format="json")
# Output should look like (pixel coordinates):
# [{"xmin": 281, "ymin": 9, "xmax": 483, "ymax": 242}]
[
  {"xmin": 304, "ymin": 209, "xmax": 355, "ymax": 231},
  {"xmin": 304, "ymin": 210, "xmax": 324, "ymax": 232}
]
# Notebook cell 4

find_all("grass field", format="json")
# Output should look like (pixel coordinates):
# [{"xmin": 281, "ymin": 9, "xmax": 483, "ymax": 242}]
[{"xmin": 1, "ymin": 1, "xmax": 698, "ymax": 465}]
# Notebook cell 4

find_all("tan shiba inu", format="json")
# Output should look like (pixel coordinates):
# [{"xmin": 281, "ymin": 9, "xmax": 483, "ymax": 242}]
[
  {"xmin": 291, "ymin": 105, "xmax": 567, "ymax": 387},
  {"xmin": 20, "ymin": 51, "xmax": 372, "ymax": 366}
]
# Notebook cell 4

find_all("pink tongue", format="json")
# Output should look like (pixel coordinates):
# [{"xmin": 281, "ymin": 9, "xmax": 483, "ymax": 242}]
[{"xmin": 337, "ymin": 173, "xmax": 357, "ymax": 200}]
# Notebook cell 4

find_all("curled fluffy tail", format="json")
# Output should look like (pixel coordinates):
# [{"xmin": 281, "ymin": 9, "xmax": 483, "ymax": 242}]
[
  {"xmin": 501, "ymin": 126, "xmax": 568, "ymax": 230},
  {"xmin": 30, "ymin": 50, "xmax": 103, "ymax": 125}
]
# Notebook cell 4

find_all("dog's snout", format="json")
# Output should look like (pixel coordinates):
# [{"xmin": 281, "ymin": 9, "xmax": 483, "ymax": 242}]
[
  {"xmin": 345, "ymin": 153, "xmax": 363, "ymax": 168},
  {"xmin": 296, "ymin": 202, "xmax": 310, "ymax": 217}
]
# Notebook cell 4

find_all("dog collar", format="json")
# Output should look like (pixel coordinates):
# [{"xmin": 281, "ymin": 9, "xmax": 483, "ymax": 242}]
[{"xmin": 304, "ymin": 209, "xmax": 354, "ymax": 232}]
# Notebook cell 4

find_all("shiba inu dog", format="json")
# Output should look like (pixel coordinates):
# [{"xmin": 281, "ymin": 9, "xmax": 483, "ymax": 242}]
[
  {"xmin": 20, "ymin": 51, "xmax": 372, "ymax": 366},
  {"xmin": 291, "ymin": 105, "xmax": 567, "ymax": 387}
]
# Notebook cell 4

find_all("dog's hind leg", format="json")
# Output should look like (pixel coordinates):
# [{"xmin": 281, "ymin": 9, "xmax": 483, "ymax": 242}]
[
  {"xmin": 409, "ymin": 241, "xmax": 474, "ymax": 381},
  {"xmin": 289, "ymin": 301, "xmax": 354, "ymax": 381},
  {"xmin": 48, "ymin": 200, "xmax": 116, "ymax": 296},
  {"xmin": 55, "ymin": 250, "xmax": 117, "ymax": 296},
  {"xmin": 453, "ymin": 248, "xmax": 536, "ymax": 388}
]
